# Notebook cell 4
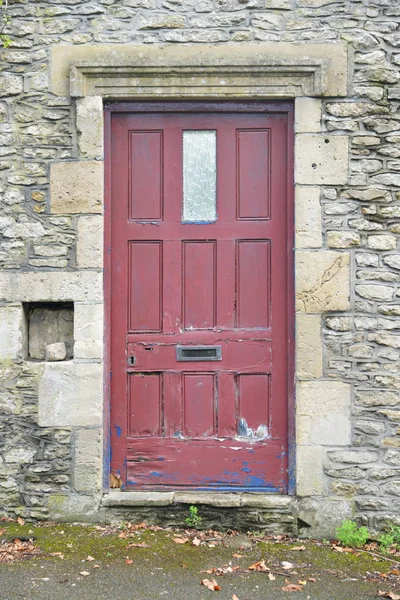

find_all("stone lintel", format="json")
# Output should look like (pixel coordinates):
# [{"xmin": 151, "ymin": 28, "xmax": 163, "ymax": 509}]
[{"xmin": 50, "ymin": 43, "xmax": 348, "ymax": 98}]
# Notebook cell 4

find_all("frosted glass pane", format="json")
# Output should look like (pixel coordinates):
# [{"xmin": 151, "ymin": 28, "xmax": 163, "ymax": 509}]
[{"xmin": 183, "ymin": 130, "xmax": 216, "ymax": 223}]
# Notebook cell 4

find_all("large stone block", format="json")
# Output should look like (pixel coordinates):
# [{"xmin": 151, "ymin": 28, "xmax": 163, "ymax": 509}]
[
  {"xmin": 295, "ymin": 185, "xmax": 322, "ymax": 249},
  {"xmin": 295, "ymin": 134, "xmax": 349, "ymax": 185},
  {"xmin": 296, "ymin": 251, "xmax": 350, "ymax": 313},
  {"xmin": 47, "ymin": 493, "xmax": 101, "ymax": 522},
  {"xmin": 38, "ymin": 362, "xmax": 103, "ymax": 427},
  {"xmin": 50, "ymin": 161, "xmax": 103, "ymax": 214},
  {"xmin": 76, "ymin": 215, "xmax": 103, "ymax": 269},
  {"xmin": 297, "ymin": 498, "xmax": 353, "ymax": 539},
  {"xmin": 296, "ymin": 445, "xmax": 324, "ymax": 496},
  {"xmin": 295, "ymin": 98, "xmax": 322, "ymax": 133},
  {"xmin": 74, "ymin": 428, "xmax": 103, "ymax": 493},
  {"xmin": 0, "ymin": 306, "xmax": 23, "ymax": 360},
  {"xmin": 0, "ymin": 271, "xmax": 103, "ymax": 303},
  {"xmin": 297, "ymin": 380, "xmax": 351, "ymax": 446},
  {"xmin": 296, "ymin": 314, "xmax": 323, "ymax": 378},
  {"xmin": 74, "ymin": 303, "xmax": 103, "ymax": 360},
  {"xmin": 76, "ymin": 96, "xmax": 104, "ymax": 159}
]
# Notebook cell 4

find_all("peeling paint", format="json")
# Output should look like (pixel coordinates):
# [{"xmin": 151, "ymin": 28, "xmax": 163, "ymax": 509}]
[{"xmin": 237, "ymin": 418, "xmax": 269, "ymax": 440}]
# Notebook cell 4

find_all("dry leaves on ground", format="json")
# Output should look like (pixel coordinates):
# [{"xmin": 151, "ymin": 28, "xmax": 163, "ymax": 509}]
[
  {"xmin": 126, "ymin": 542, "xmax": 149, "ymax": 548},
  {"xmin": 192, "ymin": 537, "xmax": 201, "ymax": 547},
  {"xmin": 232, "ymin": 595, "xmax": 240, "ymax": 600},
  {"xmin": 201, "ymin": 578, "xmax": 221, "ymax": 591},
  {"xmin": 79, "ymin": 571, "xmax": 90, "ymax": 577},
  {"xmin": 377, "ymin": 592, "xmax": 400, "ymax": 600},
  {"xmin": 281, "ymin": 583, "xmax": 303, "ymax": 592},
  {"xmin": 173, "ymin": 537, "xmax": 189, "ymax": 544},
  {"xmin": 248, "ymin": 560, "xmax": 270, "ymax": 572},
  {"xmin": 332, "ymin": 545, "xmax": 354, "ymax": 553},
  {"xmin": 0, "ymin": 538, "xmax": 39, "ymax": 564},
  {"xmin": 202, "ymin": 565, "xmax": 240, "ymax": 576}
]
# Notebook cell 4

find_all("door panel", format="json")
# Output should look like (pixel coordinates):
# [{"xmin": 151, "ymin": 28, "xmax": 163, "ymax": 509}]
[{"xmin": 109, "ymin": 108, "xmax": 293, "ymax": 492}]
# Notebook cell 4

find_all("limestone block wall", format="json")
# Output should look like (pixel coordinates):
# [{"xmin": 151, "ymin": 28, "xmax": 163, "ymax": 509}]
[{"xmin": 0, "ymin": 0, "xmax": 399, "ymax": 532}]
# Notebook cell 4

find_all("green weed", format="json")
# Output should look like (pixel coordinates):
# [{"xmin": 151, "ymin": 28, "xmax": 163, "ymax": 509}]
[
  {"xmin": 336, "ymin": 520, "xmax": 369, "ymax": 548},
  {"xmin": 185, "ymin": 505, "xmax": 202, "ymax": 529},
  {"xmin": 379, "ymin": 523, "xmax": 400, "ymax": 554}
]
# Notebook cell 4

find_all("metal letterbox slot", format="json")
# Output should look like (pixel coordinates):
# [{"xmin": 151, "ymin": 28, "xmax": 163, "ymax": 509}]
[{"xmin": 176, "ymin": 345, "xmax": 222, "ymax": 362}]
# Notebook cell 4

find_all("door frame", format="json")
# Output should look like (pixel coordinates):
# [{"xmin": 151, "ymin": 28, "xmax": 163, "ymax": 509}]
[{"xmin": 104, "ymin": 100, "xmax": 295, "ymax": 494}]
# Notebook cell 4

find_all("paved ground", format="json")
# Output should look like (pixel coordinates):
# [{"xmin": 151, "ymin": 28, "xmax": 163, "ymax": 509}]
[
  {"xmin": 0, "ymin": 523, "xmax": 399, "ymax": 600},
  {"xmin": 0, "ymin": 559, "xmax": 388, "ymax": 600}
]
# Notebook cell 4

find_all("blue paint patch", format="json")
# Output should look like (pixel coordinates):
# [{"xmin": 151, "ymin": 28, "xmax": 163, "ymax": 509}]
[
  {"xmin": 149, "ymin": 471, "xmax": 163, "ymax": 477},
  {"xmin": 115, "ymin": 425, "xmax": 122, "ymax": 438},
  {"xmin": 241, "ymin": 467, "xmax": 251, "ymax": 473},
  {"xmin": 244, "ymin": 475, "xmax": 267, "ymax": 487},
  {"xmin": 222, "ymin": 471, "xmax": 239, "ymax": 477}
]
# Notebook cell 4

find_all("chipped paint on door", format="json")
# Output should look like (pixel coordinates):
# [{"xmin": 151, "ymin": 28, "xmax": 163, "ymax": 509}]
[{"xmin": 107, "ymin": 103, "xmax": 294, "ymax": 492}]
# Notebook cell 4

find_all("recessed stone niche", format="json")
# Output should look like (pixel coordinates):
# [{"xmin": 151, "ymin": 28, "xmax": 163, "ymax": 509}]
[{"xmin": 24, "ymin": 302, "xmax": 74, "ymax": 361}]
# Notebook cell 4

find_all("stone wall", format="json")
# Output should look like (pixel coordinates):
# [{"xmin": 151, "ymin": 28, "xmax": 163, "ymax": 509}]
[{"xmin": 0, "ymin": 0, "xmax": 399, "ymax": 533}]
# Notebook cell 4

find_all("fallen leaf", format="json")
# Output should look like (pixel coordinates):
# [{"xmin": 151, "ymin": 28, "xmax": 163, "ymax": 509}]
[
  {"xmin": 232, "ymin": 553, "xmax": 242, "ymax": 559},
  {"xmin": 298, "ymin": 580, "xmax": 307, "ymax": 586},
  {"xmin": 291, "ymin": 546, "xmax": 306, "ymax": 551},
  {"xmin": 202, "ymin": 565, "xmax": 239, "ymax": 576},
  {"xmin": 125, "ymin": 557, "xmax": 133, "ymax": 565},
  {"xmin": 93, "ymin": 565, "xmax": 100, "ymax": 569},
  {"xmin": 268, "ymin": 573, "xmax": 276, "ymax": 581},
  {"xmin": 282, "ymin": 561, "xmax": 294, "ymax": 570},
  {"xmin": 248, "ymin": 559, "xmax": 269, "ymax": 572},
  {"xmin": 173, "ymin": 537, "xmax": 189, "ymax": 544},
  {"xmin": 86, "ymin": 555, "xmax": 95, "ymax": 561},
  {"xmin": 308, "ymin": 577, "xmax": 316, "ymax": 583},
  {"xmin": 232, "ymin": 595, "xmax": 240, "ymax": 600},
  {"xmin": 281, "ymin": 583, "xmax": 303, "ymax": 592},
  {"xmin": 110, "ymin": 473, "xmax": 121, "ymax": 488},
  {"xmin": 17, "ymin": 517, "xmax": 25, "ymax": 526},
  {"xmin": 126, "ymin": 542, "xmax": 149, "ymax": 548},
  {"xmin": 192, "ymin": 537, "xmax": 201, "ymax": 547},
  {"xmin": 201, "ymin": 578, "xmax": 220, "ymax": 591},
  {"xmin": 332, "ymin": 544, "xmax": 353, "ymax": 553},
  {"xmin": 50, "ymin": 552, "xmax": 64, "ymax": 558},
  {"xmin": 79, "ymin": 571, "xmax": 90, "ymax": 577},
  {"xmin": 377, "ymin": 592, "xmax": 400, "ymax": 600}
]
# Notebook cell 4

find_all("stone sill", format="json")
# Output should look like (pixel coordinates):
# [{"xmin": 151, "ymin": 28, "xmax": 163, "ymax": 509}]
[{"xmin": 101, "ymin": 490, "xmax": 293, "ymax": 510}]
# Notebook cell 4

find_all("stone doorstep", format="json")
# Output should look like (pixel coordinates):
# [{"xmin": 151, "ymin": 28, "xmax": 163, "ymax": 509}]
[{"xmin": 101, "ymin": 490, "xmax": 294, "ymax": 511}]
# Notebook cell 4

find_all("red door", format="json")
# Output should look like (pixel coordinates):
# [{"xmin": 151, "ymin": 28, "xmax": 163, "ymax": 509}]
[{"xmin": 108, "ymin": 104, "xmax": 293, "ymax": 492}]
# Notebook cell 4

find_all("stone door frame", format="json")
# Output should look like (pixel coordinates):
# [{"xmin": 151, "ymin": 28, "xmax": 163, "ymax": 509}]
[{"xmin": 27, "ymin": 42, "xmax": 352, "ymax": 511}]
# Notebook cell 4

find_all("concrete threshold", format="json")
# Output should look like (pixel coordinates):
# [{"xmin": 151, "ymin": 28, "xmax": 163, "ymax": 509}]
[{"xmin": 101, "ymin": 490, "xmax": 294, "ymax": 510}]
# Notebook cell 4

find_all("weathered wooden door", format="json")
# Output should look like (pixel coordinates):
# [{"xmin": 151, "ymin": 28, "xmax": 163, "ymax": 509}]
[{"xmin": 108, "ymin": 103, "xmax": 293, "ymax": 492}]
